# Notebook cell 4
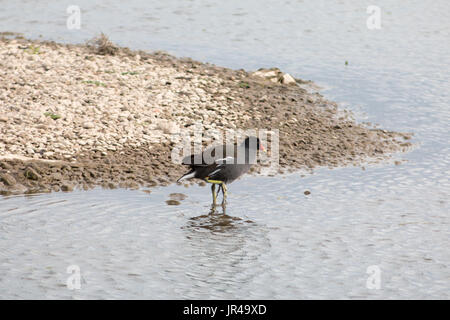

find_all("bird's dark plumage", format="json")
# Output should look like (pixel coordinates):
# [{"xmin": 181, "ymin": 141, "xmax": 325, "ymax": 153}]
[{"xmin": 177, "ymin": 136, "xmax": 262, "ymax": 184}]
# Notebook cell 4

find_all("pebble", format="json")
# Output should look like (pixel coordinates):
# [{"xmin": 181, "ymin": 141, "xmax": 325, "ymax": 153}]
[
  {"xmin": 281, "ymin": 73, "xmax": 296, "ymax": 85},
  {"xmin": 61, "ymin": 183, "xmax": 74, "ymax": 192},
  {"xmin": 166, "ymin": 199, "xmax": 181, "ymax": 206},
  {"xmin": 83, "ymin": 122, "xmax": 95, "ymax": 129},
  {"xmin": 24, "ymin": 167, "xmax": 41, "ymax": 180},
  {"xmin": 0, "ymin": 173, "xmax": 16, "ymax": 186}
]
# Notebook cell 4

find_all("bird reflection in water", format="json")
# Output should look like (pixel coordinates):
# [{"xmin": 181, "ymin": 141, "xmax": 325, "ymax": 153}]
[{"xmin": 183, "ymin": 204, "xmax": 255, "ymax": 234}]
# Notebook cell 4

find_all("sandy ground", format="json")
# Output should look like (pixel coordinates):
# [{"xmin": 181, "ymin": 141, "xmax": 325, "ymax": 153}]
[{"xmin": 0, "ymin": 35, "xmax": 412, "ymax": 194}]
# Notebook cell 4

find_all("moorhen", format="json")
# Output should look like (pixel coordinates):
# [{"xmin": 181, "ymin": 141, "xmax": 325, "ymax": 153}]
[{"xmin": 177, "ymin": 136, "xmax": 264, "ymax": 205}]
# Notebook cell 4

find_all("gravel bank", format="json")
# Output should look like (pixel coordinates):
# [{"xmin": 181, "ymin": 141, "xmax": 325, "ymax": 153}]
[{"xmin": 0, "ymin": 36, "xmax": 412, "ymax": 194}]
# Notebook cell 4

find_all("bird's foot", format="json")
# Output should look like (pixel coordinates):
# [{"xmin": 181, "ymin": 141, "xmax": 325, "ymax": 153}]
[{"xmin": 209, "ymin": 203, "xmax": 217, "ymax": 215}]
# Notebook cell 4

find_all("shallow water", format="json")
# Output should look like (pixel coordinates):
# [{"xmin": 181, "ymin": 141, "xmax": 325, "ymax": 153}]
[{"xmin": 1, "ymin": 0, "xmax": 449, "ymax": 299}]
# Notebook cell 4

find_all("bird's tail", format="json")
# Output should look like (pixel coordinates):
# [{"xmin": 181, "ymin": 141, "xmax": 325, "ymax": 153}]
[{"xmin": 177, "ymin": 170, "xmax": 196, "ymax": 183}]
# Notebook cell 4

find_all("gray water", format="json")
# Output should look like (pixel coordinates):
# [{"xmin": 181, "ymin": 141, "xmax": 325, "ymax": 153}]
[{"xmin": 0, "ymin": 0, "xmax": 449, "ymax": 299}]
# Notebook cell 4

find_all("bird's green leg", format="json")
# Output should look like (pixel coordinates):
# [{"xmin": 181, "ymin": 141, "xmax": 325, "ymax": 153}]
[
  {"xmin": 211, "ymin": 183, "xmax": 217, "ymax": 206},
  {"xmin": 221, "ymin": 183, "xmax": 227, "ymax": 206},
  {"xmin": 206, "ymin": 179, "xmax": 224, "ymax": 207},
  {"xmin": 221, "ymin": 200, "xmax": 227, "ymax": 215}
]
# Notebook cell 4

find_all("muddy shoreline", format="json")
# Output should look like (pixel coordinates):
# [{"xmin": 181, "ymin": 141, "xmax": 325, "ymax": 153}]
[{"xmin": 0, "ymin": 36, "xmax": 412, "ymax": 195}]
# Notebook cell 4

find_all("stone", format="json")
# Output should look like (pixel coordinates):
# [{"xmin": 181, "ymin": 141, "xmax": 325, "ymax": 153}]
[
  {"xmin": 165, "ymin": 199, "xmax": 180, "ymax": 205},
  {"xmin": 157, "ymin": 120, "xmax": 180, "ymax": 134},
  {"xmin": 2, "ymin": 183, "xmax": 27, "ymax": 194},
  {"xmin": 83, "ymin": 122, "xmax": 95, "ymax": 129},
  {"xmin": 252, "ymin": 69, "xmax": 279, "ymax": 79},
  {"xmin": 0, "ymin": 173, "xmax": 16, "ymax": 186},
  {"xmin": 61, "ymin": 182, "xmax": 74, "ymax": 192},
  {"xmin": 24, "ymin": 167, "xmax": 41, "ymax": 180},
  {"xmin": 281, "ymin": 73, "xmax": 296, "ymax": 85},
  {"xmin": 51, "ymin": 172, "xmax": 63, "ymax": 180}
]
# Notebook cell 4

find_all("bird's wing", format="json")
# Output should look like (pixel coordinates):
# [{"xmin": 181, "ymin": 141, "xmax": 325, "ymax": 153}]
[
  {"xmin": 181, "ymin": 144, "xmax": 230, "ymax": 167},
  {"xmin": 207, "ymin": 157, "xmax": 235, "ymax": 178}
]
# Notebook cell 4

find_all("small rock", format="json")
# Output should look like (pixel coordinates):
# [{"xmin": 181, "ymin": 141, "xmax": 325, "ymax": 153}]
[
  {"xmin": 252, "ymin": 69, "xmax": 279, "ymax": 80},
  {"xmin": 0, "ymin": 116, "xmax": 8, "ymax": 122},
  {"xmin": 166, "ymin": 199, "xmax": 181, "ymax": 206},
  {"xmin": 83, "ymin": 122, "xmax": 95, "ymax": 129},
  {"xmin": 24, "ymin": 167, "xmax": 41, "ymax": 180},
  {"xmin": 281, "ymin": 73, "xmax": 296, "ymax": 85},
  {"xmin": 0, "ymin": 173, "xmax": 16, "ymax": 186},
  {"xmin": 270, "ymin": 77, "xmax": 279, "ymax": 83},
  {"xmin": 51, "ymin": 172, "xmax": 63, "ymax": 181},
  {"xmin": 304, "ymin": 190, "xmax": 311, "ymax": 195},
  {"xmin": 107, "ymin": 182, "xmax": 116, "ymax": 189},
  {"xmin": 124, "ymin": 180, "xmax": 139, "ymax": 189},
  {"xmin": 157, "ymin": 120, "xmax": 180, "ymax": 134},
  {"xmin": 61, "ymin": 183, "xmax": 74, "ymax": 192},
  {"xmin": 0, "ymin": 162, "xmax": 11, "ymax": 170},
  {"xmin": 1, "ymin": 182, "xmax": 27, "ymax": 194}
]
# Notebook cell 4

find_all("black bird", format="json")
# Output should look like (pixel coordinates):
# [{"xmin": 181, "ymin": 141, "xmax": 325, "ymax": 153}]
[{"xmin": 177, "ymin": 136, "xmax": 264, "ymax": 205}]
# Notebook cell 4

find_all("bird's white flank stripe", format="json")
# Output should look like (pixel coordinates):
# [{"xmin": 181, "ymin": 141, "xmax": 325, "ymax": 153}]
[{"xmin": 177, "ymin": 171, "xmax": 196, "ymax": 182}]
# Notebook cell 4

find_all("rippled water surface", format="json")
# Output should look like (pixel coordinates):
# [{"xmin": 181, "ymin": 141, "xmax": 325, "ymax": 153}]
[{"xmin": 1, "ymin": 0, "xmax": 449, "ymax": 299}]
